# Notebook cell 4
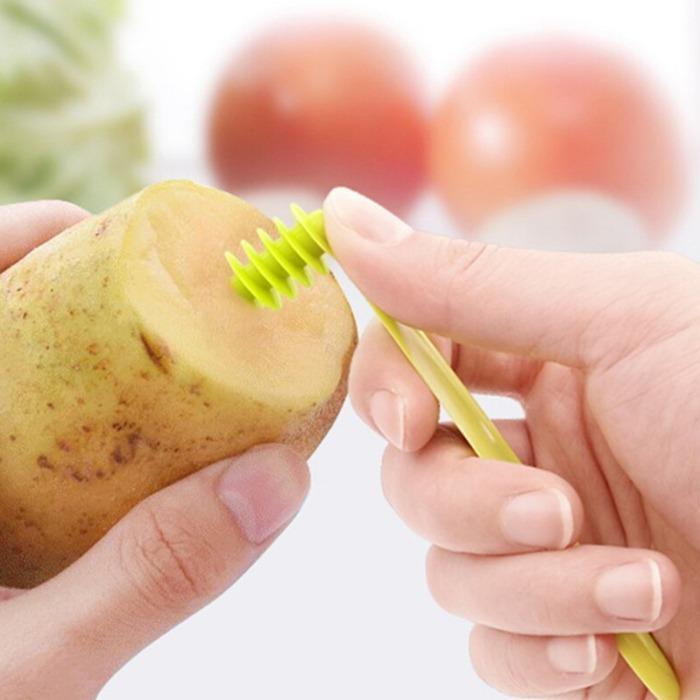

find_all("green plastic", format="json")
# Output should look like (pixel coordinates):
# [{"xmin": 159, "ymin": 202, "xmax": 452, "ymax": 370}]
[{"xmin": 225, "ymin": 206, "xmax": 680, "ymax": 700}]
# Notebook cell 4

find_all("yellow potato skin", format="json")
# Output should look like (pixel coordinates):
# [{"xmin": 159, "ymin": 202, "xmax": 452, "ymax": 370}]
[{"xmin": 0, "ymin": 182, "xmax": 355, "ymax": 588}]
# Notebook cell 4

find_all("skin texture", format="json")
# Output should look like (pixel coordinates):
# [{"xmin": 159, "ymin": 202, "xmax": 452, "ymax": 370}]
[
  {"xmin": 0, "ymin": 202, "xmax": 316, "ymax": 699},
  {"xmin": 0, "ymin": 181, "xmax": 356, "ymax": 587},
  {"xmin": 430, "ymin": 39, "xmax": 686, "ymax": 237},
  {"xmin": 208, "ymin": 20, "xmax": 427, "ymax": 215},
  {"xmin": 323, "ymin": 187, "xmax": 699, "ymax": 698}
]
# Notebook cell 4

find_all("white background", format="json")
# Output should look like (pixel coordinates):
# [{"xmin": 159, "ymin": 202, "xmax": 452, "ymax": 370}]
[{"xmin": 102, "ymin": 2, "xmax": 699, "ymax": 698}]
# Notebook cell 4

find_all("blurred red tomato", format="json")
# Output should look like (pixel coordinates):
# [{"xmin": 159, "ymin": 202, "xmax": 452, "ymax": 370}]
[
  {"xmin": 430, "ymin": 39, "xmax": 686, "ymax": 237},
  {"xmin": 208, "ymin": 20, "xmax": 427, "ymax": 214}
]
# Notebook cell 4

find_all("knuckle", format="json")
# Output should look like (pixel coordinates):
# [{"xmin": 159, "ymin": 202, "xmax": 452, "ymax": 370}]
[
  {"xmin": 424, "ymin": 546, "xmax": 467, "ymax": 614},
  {"xmin": 469, "ymin": 628, "xmax": 532, "ymax": 697},
  {"xmin": 530, "ymin": 593, "xmax": 558, "ymax": 632},
  {"xmin": 415, "ymin": 451, "xmax": 479, "ymax": 550},
  {"xmin": 118, "ymin": 499, "xmax": 223, "ymax": 613},
  {"xmin": 422, "ymin": 470, "xmax": 461, "ymax": 543},
  {"xmin": 430, "ymin": 238, "xmax": 494, "ymax": 329},
  {"xmin": 424, "ymin": 547, "xmax": 444, "ymax": 605},
  {"xmin": 499, "ymin": 635, "xmax": 532, "ymax": 696},
  {"xmin": 513, "ymin": 565, "xmax": 557, "ymax": 632},
  {"xmin": 468, "ymin": 627, "xmax": 498, "ymax": 685}
]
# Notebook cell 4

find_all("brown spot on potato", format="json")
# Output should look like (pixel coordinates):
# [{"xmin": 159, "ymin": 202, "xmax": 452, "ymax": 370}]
[
  {"xmin": 37, "ymin": 455, "xmax": 54, "ymax": 471},
  {"xmin": 111, "ymin": 432, "xmax": 141, "ymax": 465},
  {"xmin": 56, "ymin": 440, "xmax": 71, "ymax": 453},
  {"xmin": 139, "ymin": 332, "xmax": 171, "ymax": 374},
  {"xmin": 68, "ymin": 469, "xmax": 87, "ymax": 483},
  {"xmin": 94, "ymin": 218, "xmax": 109, "ymax": 237},
  {"xmin": 47, "ymin": 402, "xmax": 55, "ymax": 410},
  {"xmin": 87, "ymin": 343, "xmax": 100, "ymax": 355}
]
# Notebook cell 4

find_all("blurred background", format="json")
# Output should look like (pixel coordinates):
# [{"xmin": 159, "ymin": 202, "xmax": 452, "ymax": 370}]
[{"xmin": 2, "ymin": 1, "xmax": 699, "ymax": 698}]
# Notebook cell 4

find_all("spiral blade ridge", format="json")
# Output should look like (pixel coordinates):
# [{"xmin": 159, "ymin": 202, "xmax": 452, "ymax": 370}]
[{"xmin": 225, "ymin": 206, "xmax": 329, "ymax": 309}]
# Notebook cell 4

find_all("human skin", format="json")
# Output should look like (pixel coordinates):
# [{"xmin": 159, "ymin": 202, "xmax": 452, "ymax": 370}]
[
  {"xmin": 0, "ymin": 201, "xmax": 310, "ymax": 700},
  {"xmin": 323, "ymin": 187, "xmax": 696, "ymax": 697}
]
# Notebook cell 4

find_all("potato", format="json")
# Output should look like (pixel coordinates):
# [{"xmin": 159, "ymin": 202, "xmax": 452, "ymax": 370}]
[{"xmin": 0, "ymin": 180, "xmax": 356, "ymax": 587}]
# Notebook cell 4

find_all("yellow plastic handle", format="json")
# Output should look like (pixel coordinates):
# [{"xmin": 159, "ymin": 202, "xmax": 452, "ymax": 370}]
[{"xmin": 371, "ymin": 305, "xmax": 680, "ymax": 700}]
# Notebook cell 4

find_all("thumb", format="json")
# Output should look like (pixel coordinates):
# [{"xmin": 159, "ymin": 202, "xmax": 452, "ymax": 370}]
[
  {"xmin": 0, "ymin": 200, "xmax": 89, "ymax": 271},
  {"xmin": 0, "ymin": 444, "xmax": 308, "ymax": 696},
  {"xmin": 323, "ymin": 187, "xmax": 697, "ymax": 369}
]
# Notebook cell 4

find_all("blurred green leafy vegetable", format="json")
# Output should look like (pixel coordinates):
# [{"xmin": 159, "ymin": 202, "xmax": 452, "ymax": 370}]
[{"xmin": 0, "ymin": 0, "xmax": 147, "ymax": 211}]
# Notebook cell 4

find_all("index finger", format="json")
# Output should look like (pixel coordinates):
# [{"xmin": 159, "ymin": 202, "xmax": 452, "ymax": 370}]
[
  {"xmin": 323, "ymin": 187, "xmax": 698, "ymax": 369},
  {"xmin": 0, "ymin": 201, "xmax": 89, "ymax": 271}
]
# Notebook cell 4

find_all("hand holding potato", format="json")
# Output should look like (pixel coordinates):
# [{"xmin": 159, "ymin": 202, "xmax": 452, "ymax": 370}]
[
  {"xmin": 0, "ymin": 202, "xmax": 310, "ymax": 700},
  {"xmin": 0, "ymin": 182, "xmax": 354, "ymax": 587},
  {"xmin": 323, "ymin": 188, "xmax": 695, "ymax": 697}
]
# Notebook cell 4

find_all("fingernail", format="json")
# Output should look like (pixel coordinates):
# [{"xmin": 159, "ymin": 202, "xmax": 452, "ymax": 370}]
[
  {"xmin": 369, "ymin": 390, "xmax": 406, "ymax": 449},
  {"xmin": 547, "ymin": 635, "xmax": 597, "ymax": 674},
  {"xmin": 595, "ymin": 559, "xmax": 663, "ymax": 622},
  {"xmin": 325, "ymin": 187, "xmax": 412, "ymax": 245},
  {"xmin": 500, "ymin": 489, "xmax": 574, "ymax": 549},
  {"xmin": 217, "ymin": 446, "xmax": 308, "ymax": 545}
]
